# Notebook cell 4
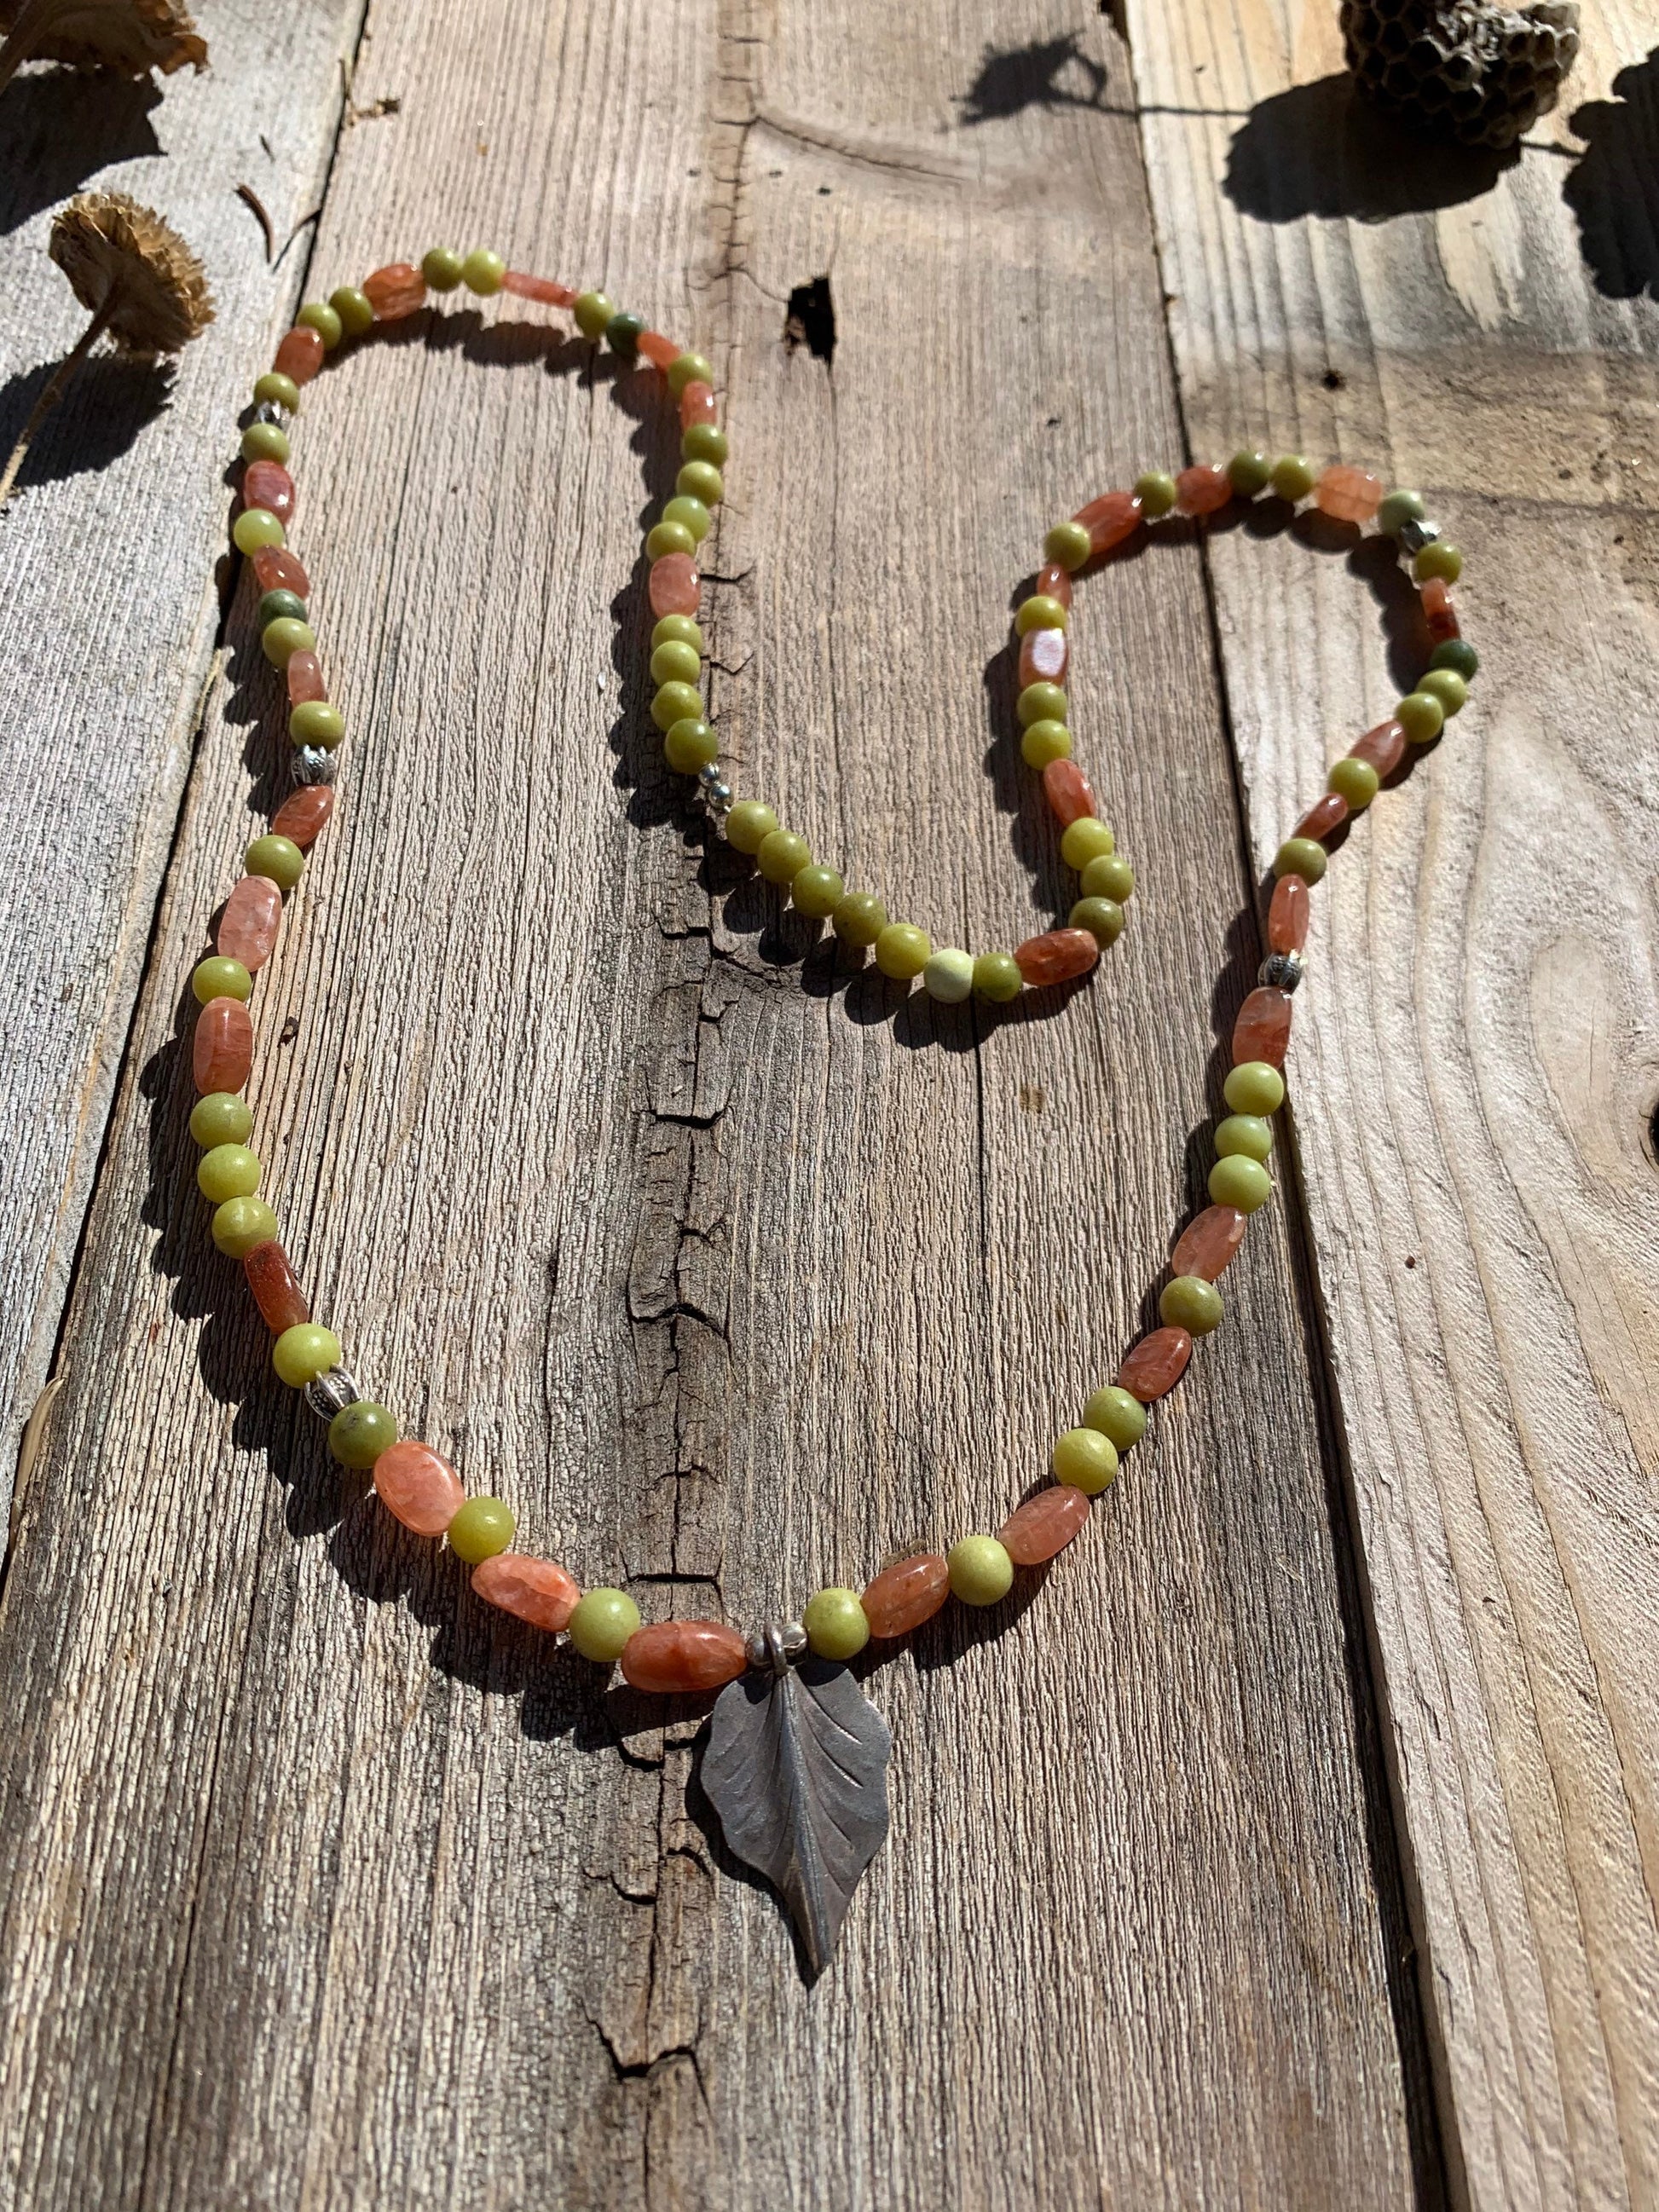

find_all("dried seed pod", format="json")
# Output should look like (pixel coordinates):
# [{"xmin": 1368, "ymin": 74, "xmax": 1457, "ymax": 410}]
[{"xmin": 1340, "ymin": 0, "xmax": 1581, "ymax": 149}]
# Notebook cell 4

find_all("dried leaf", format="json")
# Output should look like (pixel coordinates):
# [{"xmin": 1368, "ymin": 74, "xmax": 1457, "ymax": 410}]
[
  {"xmin": 702, "ymin": 1659, "xmax": 890, "ymax": 1975},
  {"xmin": 0, "ymin": 0, "xmax": 206, "ymax": 80}
]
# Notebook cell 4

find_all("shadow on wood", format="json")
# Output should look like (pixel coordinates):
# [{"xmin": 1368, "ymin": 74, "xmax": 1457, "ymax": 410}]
[
  {"xmin": 0, "ymin": 67, "xmax": 163, "ymax": 234},
  {"xmin": 1564, "ymin": 49, "xmax": 1659, "ymax": 299}
]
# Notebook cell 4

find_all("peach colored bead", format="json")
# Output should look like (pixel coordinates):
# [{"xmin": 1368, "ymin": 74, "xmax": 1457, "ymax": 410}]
[
  {"xmin": 273, "ymin": 326, "xmax": 324, "ymax": 385},
  {"xmin": 1018, "ymin": 626, "xmax": 1067, "ymax": 688},
  {"xmin": 364, "ymin": 262, "xmax": 425, "ymax": 320},
  {"xmin": 638, "ymin": 330, "xmax": 679, "ymax": 372},
  {"xmin": 194, "ymin": 996, "xmax": 253, "ymax": 1094},
  {"xmin": 997, "ymin": 1484, "xmax": 1090, "ymax": 1566},
  {"xmin": 649, "ymin": 552, "xmax": 701, "ymax": 619},
  {"xmin": 1074, "ymin": 489, "xmax": 1141, "ymax": 555},
  {"xmin": 1043, "ymin": 758, "xmax": 1095, "ymax": 827},
  {"xmin": 1420, "ymin": 576, "xmax": 1460, "ymax": 641},
  {"xmin": 1035, "ymin": 560, "xmax": 1072, "ymax": 608},
  {"xmin": 218, "ymin": 874, "xmax": 281, "ymax": 970},
  {"xmin": 471, "ymin": 1552, "xmax": 581, "ymax": 1632},
  {"xmin": 679, "ymin": 379, "xmax": 718, "ymax": 430},
  {"xmin": 243, "ymin": 459, "xmax": 295, "ymax": 524},
  {"xmin": 272, "ymin": 783, "xmax": 336, "ymax": 850},
  {"xmin": 373, "ymin": 1441, "xmax": 465, "ymax": 1536},
  {"xmin": 243, "ymin": 1239, "xmax": 310, "ymax": 1332},
  {"xmin": 286, "ymin": 650, "xmax": 326, "ymax": 706},
  {"xmin": 862, "ymin": 1552, "xmax": 949, "ymax": 1638},
  {"xmin": 1014, "ymin": 927, "xmax": 1099, "ymax": 987},
  {"xmin": 1293, "ymin": 791, "xmax": 1349, "ymax": 843},
  {"xmin": 1350, "ymin": 718, "xmax": 1406, "ymax": 777},
  {"xmin": 1176, "ymin": 464, "xmax": 1231, "ymax": 515},
  {"xmin": 620, "ymin": 1620, "xmax": 748, "ymax": 1695},
  {"xmin": 1314, "ymin": 465, "xmax": 1383, "ymax": 524},
  {"xmin": 1268, "ymin": 873, "xmax": 1309, "ymax": 954},
  {"xmin": 251, "ymin": 546, "xmax": 309, "ymax": 598},
  {"xmin": 502, "ymin": 271, "xmax": 576, "ymax": 305},
  {"xmin": 1233, "ymin": 986, "xmax": 1292, "ymax": 1068},
  {"xmin": 1171, "ymin": 1204, "xmax": 1246, "ymax": 1282},
  {"xmin": 1118, "ymin": 1325, "xmax": 1192, "ymax": 1401}
]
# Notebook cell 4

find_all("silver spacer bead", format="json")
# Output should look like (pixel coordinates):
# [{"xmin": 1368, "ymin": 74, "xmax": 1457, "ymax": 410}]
[
  {"xmin": 1258, "ymin": 950, "xmax": 1304, "ymax": 992},
  {"xmin": 745, "ymin": 1620, "xmax": 809, "ymax": 1674},
  {"xmin": 1397, "ymin": 517, "xmax": 1440, "ymax": 557},
  {"xmin": 303, "ymin": 1367, "xmax": 361, "ymax": 1421},
  {"xmin": 697, "ymin": 761, "xmax": 723, "ymax": 788},
  {"xmin": 253, "ymin": 399, "xmax": 290, "ymax": 428},
  {"xmin": 292, "ymin": 745, "xmax": 338, "ymax": 786},
  {"xmin": 707, "ymin": 780, "xmax": 732, "ymax": 810}
]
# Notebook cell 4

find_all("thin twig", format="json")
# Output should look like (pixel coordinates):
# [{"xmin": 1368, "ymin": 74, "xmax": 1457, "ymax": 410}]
[
  {"xmin": 274, "ymin": 208, "xmax": 322, "ymax": 273},
  {"xmin": 0, "ymin": 297, "xmax": 116, "ymax": 507},
  {"xmin": 235, "ymin": 182, "xmax": 275, "ymax": 264}
]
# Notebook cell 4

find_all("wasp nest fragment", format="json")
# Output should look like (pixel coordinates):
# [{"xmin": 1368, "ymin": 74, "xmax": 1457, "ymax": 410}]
[{"xmin": 1340, "ymin": 0, "xmax": 1580, "ymax": 147}]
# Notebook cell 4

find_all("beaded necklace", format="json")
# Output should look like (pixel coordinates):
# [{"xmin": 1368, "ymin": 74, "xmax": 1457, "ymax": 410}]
[{"xmin": 201, "ymin": 245, "xmax": 1476, "ymax": 1973}]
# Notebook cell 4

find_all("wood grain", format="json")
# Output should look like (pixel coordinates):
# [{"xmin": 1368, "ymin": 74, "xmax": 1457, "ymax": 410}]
[
  {"xmin": 1126, "ymin": 3, "xmax": 1659, "ymax": 2205},
  {"xmin": 0, "ymin": 0, "xmax": 368, "ymax": 1512}
]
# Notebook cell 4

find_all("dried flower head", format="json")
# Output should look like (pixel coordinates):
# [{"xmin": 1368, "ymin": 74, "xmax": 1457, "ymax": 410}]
[
  {"xmin": 0, "ymin": 0, "xmax": 206, "ymax": 84},
  {"xmin": 49, "ymin": 189, "xmax": 213, "ymax": 357}
]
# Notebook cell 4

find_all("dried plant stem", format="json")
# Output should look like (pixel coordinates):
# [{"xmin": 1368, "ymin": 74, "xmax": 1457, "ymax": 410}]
[
  {"xmin": 0, "ymin": 300, "xmax": 115, "ymax": 508},
  {"xmin": 0, "ymin": 0, "xmax": 61, "ymax": 92}
]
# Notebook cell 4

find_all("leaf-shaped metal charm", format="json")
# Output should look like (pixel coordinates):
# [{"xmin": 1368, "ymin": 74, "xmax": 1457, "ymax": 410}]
[{"xmin": 702, "ymin": 1656, "xmax": 891, "ymax": 1976}]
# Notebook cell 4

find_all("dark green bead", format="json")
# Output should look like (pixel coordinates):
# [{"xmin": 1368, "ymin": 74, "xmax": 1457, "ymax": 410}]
[
  {"xmin": 1430, "ymin": 638, "xmax": 1479, "ymax": 682},
  {"xmin": 605, "ymin": 312, "xmax": 645, "ymax": 358},
  {"xmin": 258, "ymin": 588, "xmax": 307, "ymax": 628},
  {"xmin": 329, "ymin": 1400, "xmax": 398, "ymax": 1470}
]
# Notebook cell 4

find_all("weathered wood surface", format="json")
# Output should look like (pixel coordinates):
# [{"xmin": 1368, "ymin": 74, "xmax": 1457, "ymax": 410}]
[
  {"xmin": 0, "ymin": 0, "xmax": 367, "ymax": 1510},
  {"xmin": 1128, "ymin": 3, "xmax": 1659, "ymax": 2206},
  {"xmin": 0, "ymin": 0, "xmax": 1451, "ymax": 2206}
]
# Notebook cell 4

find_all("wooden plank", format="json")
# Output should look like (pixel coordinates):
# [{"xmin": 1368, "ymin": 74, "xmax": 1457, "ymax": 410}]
[
  {"xmin": 0, "ymin": 3, "xmax": 1435, "ymax": 2204},
  {"xmin": 0, "ymin": 0, "xmax": 368, "ymax": 1511},
  {"xmin": 1125, "ymin": 3, "xmax": 1659, "ymax": 2204}
]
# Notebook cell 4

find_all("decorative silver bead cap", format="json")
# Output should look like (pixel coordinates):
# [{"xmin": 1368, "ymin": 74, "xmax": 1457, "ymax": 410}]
[
  {"xmin": 304, "ymin": 1368, "xmax": 361, "ymax": 1420},
  {"xmin": 292, "ymin": 745, "xmax": 337, "ymax": 786},
  {"xmin": 1398, "ymin": 517, "xmax": 1440, "ymax": 557},
  {"xmin": 745, "ymin": 1620, "xmax": 808, "ymax": 1673},
  {"xmin": 1259, "ymin": 950, "xmax": 1305, "ymax": 992}
]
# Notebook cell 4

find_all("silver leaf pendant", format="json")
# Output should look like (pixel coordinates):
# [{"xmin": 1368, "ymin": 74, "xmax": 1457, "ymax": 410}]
[{"xmin": 702, "ymin": 1654, "xmax": 892, "ymax": 1976}]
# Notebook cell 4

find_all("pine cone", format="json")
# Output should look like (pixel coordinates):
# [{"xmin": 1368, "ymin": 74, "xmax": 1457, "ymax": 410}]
[{"xmin": 1340, "ymin": 0, "xmax": 1580, "ymax": 148}]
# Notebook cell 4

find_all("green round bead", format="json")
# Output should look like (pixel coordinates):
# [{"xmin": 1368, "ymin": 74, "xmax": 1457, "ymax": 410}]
[
  {"xmin": 667, "ymin": 350, "xmax": 714, "ymax": 396},
  {"xmin": 272, "ymin": 1322, "xmax": 341, "ymax": 1389},
  {"xmin": 1215, "ymin": 1112, "xmax": 1274, "ymax": 1161},
  {"xmin": 1207, "ymin": 1154, "xmax": 1273, "ymax": 1214},
  {"xmin": 329, "ymin": 286, "xmax": 374, "ymax": 338},
  {"xmin": 461, "ymin": 249, "xmax": 505, "ymax": 297},
  {"xmin": 1053, "ymin": 1427, "xmax": 1118, "ymax": 1495},
  {"xmin": 296, "ymin": 299, "xmax": 342, "ymax": 349},
  {"xmin": 447, "ymin": 1495, "xmax": 516, "ymax": 1565},
  {"xmin": 662, "ymin": 494, "xmax": 710, "ymax": 545},
  {"xmin": 193, "ymin": 956, "xmax": 251, "ymax": 1006},
  {"xmin": 874, "ymin": 923, "xmax": 931, "ymax": 980},
  {"xmin": 567, "ymin": 1587, "xmax": 640, "ymax": 1663},
  {"xmin": 681, "ymin": 423, "xmax": 728, "ymax": 465},
  {"xmin": 1014, "ymin": 594, "xmax": 1068, "ymax": 635},
  {"xmin": 1017, "ymin": 681, "xmax": 1068, "ymax": 729},
  {"xmin": 1083, "ymin": 1384, "xmax": 1147, "ymax": 1452},
  {"xmin": 197, "ymin": 1142, "xmax": 260, "ymax": 1204},
  {"xmin": 1418, "ymin": 667, "xmax": 1467, "ymax": 716},
  {"xmin": 1060, "ymin": 817, "xmax": 1114, "ymax": 870},
  {"xmin": 947, "ymin": 1535, "xmax": 1014, "ymax": 1607},
  {"xmin": 803, "ymin": 1587, "xmax": 870, "ymax": 1661},
  {"xmin": 757, "ymin": 829, "xmax": 811, "ymax": 886},
  {"xmin": 1328, "ymin": 755, "xmax": 1380, "ymax": 810},
  {"xmin": 261, "ymin": 616, "xmax": 315, "ymax": 668},
  {"xmin": 1043, "ymin": 519, "xmax": 1093, "ymax": 572},
  {"xmin": 789, "ymin": 863, "xmax": 844, "ymax": 920},
  {"xmin": 211, "ymin": 1196, "xmax": 278, "ymax": 1257},
  {"xmin": 650, "ymin": 680, "xmax": 704, "ymax": 732},
  {"xmin": 1069, "ymin": 897, "xmax": 1124, "ymax": 946},
  {"xmin": 189, "ymin": 1091, "xmax": 252, "ymax": 1149},
  {"xmin": 663, "ymin": 718, "xmax": 718, "ymax": 774},
  {"xmin": 573, "ymin": 290, "xmax": 615, "ymax": 339},
  {"xmin": 244, "ymin": 834, "xmax": 303, "ymax": 894},
  {"xmin": 1227, "ymin": 448, "xmax": 1272, "ymax": 498},
  {"xmin": 289, "ymin": 701, "xmax": 344, "ymax": 750},
  {"xmin": 973, "ymin": 951, "xmax": 1023, "ymax": 1003},
  {"xmin": 329, "ymin": 1400, "xmax": 398, "ymax": 1470},
  {"xmin": 233, "ymin": 508, "xmax": 285, "ymax": 555},
  {"xmin": 1080, "ymin": 851, "xmax": 1134, "ymax": 903},
  {"xmin": 646, "ymin": 519, "xmax": 697, "ymax": 562},
  {"xmin": 1275, "ymin": 836, "xmax": 1327, "ymax": 884},
  {"xmin": 605, "ymin": 309, "xmax": 645, "ymax": 357},
  {"xmin": 241, "ymin": 422, "xmax": 290, "ymax": 465},
  {"xmin": 1019, "ymin": 719, "xmax": 1071, "ymax": 770},
  {"xmin": 650, "ymin": 639, "xmax": 702, "ymax": 688},
  {"xmin": 1396, "ymin": 691, "xmax": 1445, "ymax": 745},
  {"xmin": 1134, "ymin": 470, "xmax": 1178, "ymax": 518},
  {"xmin": 1430, "ymin": 638, "xmax": 1479, "ymax": 682},
  {"xmin": 725, "ymin": 800, "xmax": 777, "ymax": 856},
  {"xmin": 832, "ymin": 892, "xmax": 887, "ymax": 948},
  {"xmin": 1377, "ymin": 488, "xmax": 1425, "ymax": 537},
  {"xmin": 1413, "ymin": 540, "xmax": 1462, "ymax": 584},
  {"xmin": 651, "ymin": 615, "xmax": 702, "ymax": 654},
  {"xmin": 253, "ymin": 370, "xmax": 300, "ymax": 412},
  {"xmin": 1269, "ymin": 453, "xmax": 1317, "ymax": 502},
  {"xmin": 421, "ymin": 247, "xmax": 465, "ymax": 292},
  {"xmin": 676, "ymin": 459, "xmax": 723, "ymax": 506},
  {"xmin": 1160, "ymin": 1274, "xmax": 1223, "ymax": 1335},
  {"xmin": 258, "ymin": 587, "xmax": 307, "ymax": 628},
  {"xmin": 1223, "ymin": 1060, "xmax": 1285, "ymax": 1116}
]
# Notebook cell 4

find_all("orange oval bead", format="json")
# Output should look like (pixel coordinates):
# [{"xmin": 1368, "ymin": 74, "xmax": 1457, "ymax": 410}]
[
  {"xmin": 1118, "ymin": 1326, "xmax": 1192, "ymax": 1401},
  {"xmin": 620, "ymin": 1620, "xmax": 748, "ymax": 1695},
  {"xmin": 648, "ymin": 552, "xmax": 701, "ymax": 619},
  {"xmin": 243, "ymin": 1239, "xmax": 309, "ymax": 1332},
  {"xmin": 251, "ymin": 546, "xmax": 309, "ymax": 598},
  {"xmin": 1074, "ymin": 488, "xmax": 1141, "ymax": 555},
  {"xmin": 1035, "ymin": 560, "xmax": 1072, "ymax": 608},
  {"xmin": 271, "ymin": 783, "xmax": 335, "ymax": 851},
  {"xmin": 862, "ymin": 1552, "xmax": 950, "ymax": 1638},
  {"xmin": 373, "ymin": 1441, "xmax": 465, "ymax": 1536},
  {"xmin": 1350, "ymin": 718, "xmax": 1406, "ymax": 777},
  {"xmin": 1268, "ymin": 873, "xmax": 1309, "ymax": 954},
  {"xmin": 637, "ymin": 330, "xmax": 679, "ymax": 372},
  {"xmin": 472, "ymin": 1552, "xmax": 581, "ymax": 1633},
  {"xmin": 1018, "ymin": 625, "xmax": 1067, "ymax": 689},
  {"xmin": 363, "ymin": 262, "xmax": 425, "ymax": 320},
  {"xmin": 218, "ymin": 874, "xmax": 281, "ymax": 970},
  {"xmin": 273, "ymin": 325, "xmax": 324, "ymax": 385},
  {"xmin": 1314, "ymin": 465, "xmax": 1383, "ymax": 524},
  {"xmin": 998, "ymin": 1484, "xmax": 1090, "ymax": 1566},
  {"xmin": 1293, "ymin": 791, "xmax": 1348, "ymax": 843},
  {"xmin": 193, "ymin": 995, "xmax": 253, "ymax": 1094},
  {"xmin": 1176, "ymin": 464, "xmax": 1231, "ymax": 515},
  {"xmin": 1171, "ymin": 1204, "xmax": 1246, "ymax": 1282},
  {"xmin": 286, "ymin": 649, "xmax": 326, "ymax": 706},
  {"xmin": 1420, "ymin": 576, "xmax": 1460, "ymax": 641},
  {"xmin": 1232, "ymin": 986, "xmax": 1292, "ymax": 1068},
  {"xmin": 501, "ymin": 270, "xmax": 576, "ymax": 305},
  {"xmin": 679, "ymin": 379, "xmax": 717, "ymax": 431},
  {"xmin": 1043, "ymin": 758, "xmax": 1095, "ymax": 827},
  {"xmin": 243, "ymin": 459, "xmax": 294, "ymax": 524},
  {"xmin": 1014, "ymin": 927, "xmax": 1099, "ymax": 988}
]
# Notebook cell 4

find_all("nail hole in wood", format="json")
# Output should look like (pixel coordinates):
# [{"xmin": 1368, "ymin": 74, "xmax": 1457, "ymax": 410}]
[{"xmin": 784, "ymin": 276, "xmax": 835, "ymax": 365}]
